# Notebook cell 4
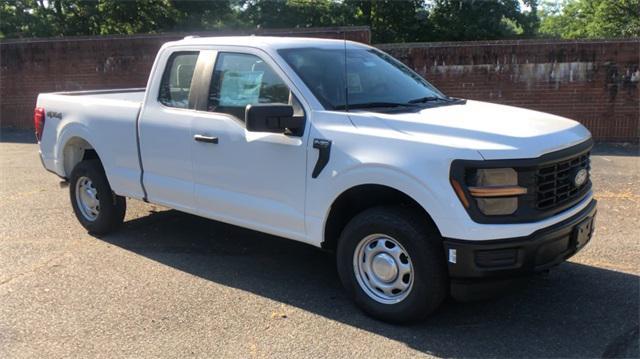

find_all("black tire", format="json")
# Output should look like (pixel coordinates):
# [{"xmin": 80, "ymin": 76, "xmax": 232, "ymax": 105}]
[
  {"xmin": 336, "ymin": 206, "xmax": 447, "ymax": 323},
  {"xmin": 69, "ymin": 160, "xmax": 126, "ymax": 235}
]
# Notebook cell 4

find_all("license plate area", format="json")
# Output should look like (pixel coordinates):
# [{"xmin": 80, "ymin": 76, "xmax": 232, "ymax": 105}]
[{"xmin": 572, "ymin": 216, "xmax": 595, "ymax": 249}]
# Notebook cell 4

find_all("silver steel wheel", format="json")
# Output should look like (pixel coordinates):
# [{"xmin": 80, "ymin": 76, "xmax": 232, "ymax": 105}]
[
  {"xmin": 75, "ymin": 176, "xmax": 100, "ymax": 221},
  {"xmin": 353, "ymin": 234, "xmax": 414, "ymax": 304}
]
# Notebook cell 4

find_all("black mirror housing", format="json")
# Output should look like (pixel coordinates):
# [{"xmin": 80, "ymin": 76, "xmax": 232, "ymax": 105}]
[{"xmin": 245, "ymin": 104, "xmax": 304, "ymax": 136}]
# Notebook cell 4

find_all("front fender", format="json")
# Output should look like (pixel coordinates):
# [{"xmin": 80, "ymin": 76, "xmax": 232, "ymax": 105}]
[{"xmin": 304, "ymin": 163, "xmax": 457, "ymax": 247}]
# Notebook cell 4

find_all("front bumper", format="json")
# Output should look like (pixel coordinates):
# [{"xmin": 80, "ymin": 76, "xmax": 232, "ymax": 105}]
[{"xmin": 444, "ymin": 199, "xmax": 597, "ymax": 280}]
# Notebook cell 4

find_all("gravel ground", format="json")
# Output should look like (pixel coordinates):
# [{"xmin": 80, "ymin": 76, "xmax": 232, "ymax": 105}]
[{"xmin": 1, "ymin": 129, "xmax": 638, "ymax": 358}]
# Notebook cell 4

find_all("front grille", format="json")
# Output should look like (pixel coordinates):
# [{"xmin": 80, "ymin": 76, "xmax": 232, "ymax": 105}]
[
  {"xmin": 535, "ymin": 152, "xmax": 591, "ymax": 210},
  {"xmin": 451, "ymin": 139, "xmax": 594, "ymax": 224}
]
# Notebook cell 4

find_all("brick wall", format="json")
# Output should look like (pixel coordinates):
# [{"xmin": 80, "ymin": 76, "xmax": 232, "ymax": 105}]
[
  {"xmin": 0, "ymin": 26, "xmax": 370, "ymax": 129},
  {"xmin": 2, "ymin": 32, "xmax": 638, "ymax": 142},
  {"xmin": 380, "ymin": 39, "xmax": 639, "ymax": 142}
]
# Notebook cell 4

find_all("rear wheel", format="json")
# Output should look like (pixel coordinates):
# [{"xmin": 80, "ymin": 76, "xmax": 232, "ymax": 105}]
[
  {"xmin": 337, "ymin": 206, "xmax": 447, "ymax": 323},
  {"xmin": 69, "ymin": 160, "xmax": 126, "ymax": 235}
]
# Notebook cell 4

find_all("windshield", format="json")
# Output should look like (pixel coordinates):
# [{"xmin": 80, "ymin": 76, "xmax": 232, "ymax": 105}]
[{"xmin": 278, "ymin": 47, "xmax": 448, "ymax": 111}]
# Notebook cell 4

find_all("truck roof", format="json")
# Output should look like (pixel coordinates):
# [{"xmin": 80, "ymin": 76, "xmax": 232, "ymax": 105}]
[{"xmin": 166, "ymin": 36, "xmax": 370, "ymax": 51}]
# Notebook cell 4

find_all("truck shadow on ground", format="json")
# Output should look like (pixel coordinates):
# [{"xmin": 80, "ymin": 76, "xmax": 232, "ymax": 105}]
[{"xmin": 99, "ymin": 209, "xmax": 639, "ymax": 358}]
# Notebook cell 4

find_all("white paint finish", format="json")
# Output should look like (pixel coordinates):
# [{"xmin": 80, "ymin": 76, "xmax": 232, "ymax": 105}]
[
  {"xmin": 345, "ymin": 100, "xmax": 591, "ymax": 160},
  {"xmin": 190, "ymin": 109, "xmax": 309, "ymax": 242},
  {"xmin": 137, "ymin": 103, "xmax": 195, "ymax": 210},
  {"xmin": 36, "ymin": 36, "xmax": 594, "ymax": 248},
  {"xmin": 38, "ymin": 91, "xmax": 145, "ymax": 199},
  {"xmin": 303, "ymin": 110, "xmax": 483, "ymax": 244},
  {"xmin": 438, "ymin": 193, "xmax": 594, "ymax": 240},
  {"xmin": 187, "ymin": 45, "xmax": 313, "ymax": 242},
  {"xmin": 304, "ymin": 106, "xmax": 592, "ymax": 241}
]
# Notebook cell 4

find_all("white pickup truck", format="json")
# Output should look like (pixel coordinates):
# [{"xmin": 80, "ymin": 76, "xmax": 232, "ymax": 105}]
[{"xmin": 36, "ymin": 36, "xmax": 596, "ymax": 323}]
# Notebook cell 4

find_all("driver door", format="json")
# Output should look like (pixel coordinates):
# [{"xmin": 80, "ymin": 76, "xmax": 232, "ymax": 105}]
[{"xmin": 190, "ymin": 49, "xmax": 309, "ymax": 241}]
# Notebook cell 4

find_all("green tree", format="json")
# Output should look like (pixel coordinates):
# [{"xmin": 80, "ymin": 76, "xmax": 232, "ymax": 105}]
[
  {"xmin": 242, "ymin": 0, "xmax": 344, "ymax": 29},
  {"xmin": 427, "ymin": 0, "xmax": 537, "ymax": 41},
  {"xmin": 342, "ymin": 0, "xmax": 431, "ymax": 43},
  {"xmin": 0, "ymin": 0, "xmax": 238, "ymax": 38},
  {"xmin": 241, "ymin": 0, "xmax": 431, "ymax": 43},
  {"xmin": 539, "ymin": 0, "xmax": 640, "ymax": 38},
  {"xmin": 1, "ymin": 0, "xmax": 179, "ymax": 37},
  {"xmin": 171, "ymin": 0, "xmax": 243, "ymax": 31},
  {"xmin": 95, "ymin": 0, "xmax": 180, "ymax": 35},
  {"xmin": 1, "ymin": 0, "xmax": 548, "ymax": 42},
  {"xmin": 1, "ymin": 0, "xmax": 58, "ymax": 38}
]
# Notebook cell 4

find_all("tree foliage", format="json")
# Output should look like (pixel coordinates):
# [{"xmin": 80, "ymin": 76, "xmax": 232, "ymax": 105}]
[
  {"xmin": 341, "ymin": 0, "xmax": 431, "ymax": 43},
  {"xmin": 241, "ymin": 0, "xmax": 534, "ymax": 43},
  {"xmin": 242, "ymin": 0, "xmax": 343, "ymax": 29},
  {"xmin": 539, "ymin": 0, "xmax": 640, "ymax": 38},
  {"xmin": 0, "ymin": 0, "xmax": 635, "ymax": 42},
  {"xmin": 427, "ymin": 0, "xmax": 538, "ymax": 41},
  {"xmin": 0, "ymin": 0, "xmax": 237, "ymax": 38},
  {"xmin": 240, "ymin": 0, "xmax": 430, "ymax": 43}
]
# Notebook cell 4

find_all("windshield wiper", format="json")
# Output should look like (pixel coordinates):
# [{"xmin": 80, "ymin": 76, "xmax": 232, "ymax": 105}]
[
  {"xmin": 334, "ymin": 97, "xmax": 463, "ymax": 110},
  {"xmin": 409, "ymin": 96, "xmax": 467, "ymax": 104},
  {"xmin": 334, "ymin": 102, "xmax": 420, "ymax": 110},
  {"xmin": 408, "ymin": 96, "xmax": 446, "ymax": 104}
]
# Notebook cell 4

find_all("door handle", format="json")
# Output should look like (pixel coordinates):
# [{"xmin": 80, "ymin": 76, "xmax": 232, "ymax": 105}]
[{"xmin": 194, "ymin": 134, "xmax": 219, "ymax": 144}]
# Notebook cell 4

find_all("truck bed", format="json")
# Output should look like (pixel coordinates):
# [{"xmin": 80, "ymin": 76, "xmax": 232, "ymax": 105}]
[{"xmin": 37, "ymin": 88, "xmax": 147, "ymax": 199}]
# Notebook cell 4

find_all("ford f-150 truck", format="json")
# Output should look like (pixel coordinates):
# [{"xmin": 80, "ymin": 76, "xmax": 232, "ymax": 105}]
[{"xmin": 36, "ymin": 36, "xmax": 596, "ymax": 323}]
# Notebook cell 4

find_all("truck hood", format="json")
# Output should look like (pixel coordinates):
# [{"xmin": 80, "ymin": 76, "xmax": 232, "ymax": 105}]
[{"xmin": 349, "ymin": 100, "xmax": 591, "ymax": 160}]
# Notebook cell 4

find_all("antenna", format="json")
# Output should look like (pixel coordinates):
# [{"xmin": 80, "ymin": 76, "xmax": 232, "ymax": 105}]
[{"xmin": 343, "ymin": 31, "xmax": 349, "ymax": 112}]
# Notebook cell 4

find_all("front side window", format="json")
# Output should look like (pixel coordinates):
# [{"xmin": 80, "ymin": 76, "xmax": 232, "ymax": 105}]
[
  {"xmin": 278, "ymin": 47, "xmax": 448, "ymax": 111},
  {"xmin": 208, "ymin": 52, "xmax": 291, "ymax": 120},
  {"xmin": 158, "ymin": 51, "xmax": 199, "ymax": 109}
]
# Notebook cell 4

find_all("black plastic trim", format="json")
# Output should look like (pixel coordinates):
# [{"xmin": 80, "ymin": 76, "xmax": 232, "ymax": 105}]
[
  {"xmin": 444, "ymin": 199, "xmax": 597, "ymax": 279},
  {"xmin": 193, "ymin": 134, "xmax": 219, "ymax": 144},
  {"xmin": 450, "ymin": 138, "xmax": 593, "ymax": 224},
  {"xmin": 312, "ymin": 139, "xmax": 332, "ymax": 178}
]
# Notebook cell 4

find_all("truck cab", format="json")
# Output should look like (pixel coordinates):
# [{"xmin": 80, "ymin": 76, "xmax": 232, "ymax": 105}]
[{"xmin": 36, "ymin": 36, "xmax": 596, "ymax": 323}]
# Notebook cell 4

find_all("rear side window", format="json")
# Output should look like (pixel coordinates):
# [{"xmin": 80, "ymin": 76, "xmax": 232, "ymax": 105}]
[
  {"xmin": 158, "ymin": 51, "xmax": 199, "ymax": 109},
  {"xmin": 207, "ymin": 52, "xmax": 290, "ymax": 120}
]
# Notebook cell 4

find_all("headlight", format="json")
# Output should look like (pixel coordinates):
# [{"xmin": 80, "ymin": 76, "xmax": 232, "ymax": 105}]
[
  {"xmin": 474, "ymin": 168, "xmax": 518, "ymax": 187},
  {"xmin": 460, "ymin": 168, "xmax": 527, "ymax": 216}
]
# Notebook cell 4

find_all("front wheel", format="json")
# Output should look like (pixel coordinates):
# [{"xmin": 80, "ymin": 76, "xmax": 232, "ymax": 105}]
[
  {"xmin": 69, "ymin": 160, "xmax": 126, "ymax": 235},
  {"xmin": 337, "ymin": 206, "xmax": 447, "ymax": 323}
]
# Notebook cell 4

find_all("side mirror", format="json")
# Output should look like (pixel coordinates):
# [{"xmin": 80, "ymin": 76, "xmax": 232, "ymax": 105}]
[{"xmin": 245, "ymin": 104, "xmax": 304, "ymax": 136}]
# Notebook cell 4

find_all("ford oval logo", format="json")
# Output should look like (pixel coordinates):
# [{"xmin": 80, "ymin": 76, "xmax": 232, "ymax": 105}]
[{"xmin": 574, "ymin": 168, "xmax": 588, "ymax": 186}]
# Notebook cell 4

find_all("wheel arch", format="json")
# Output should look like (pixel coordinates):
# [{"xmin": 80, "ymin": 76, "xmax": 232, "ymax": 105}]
[
  {"xmin": 59, "ymin": 135, "xmax": 103, "ymax": 178},
  {"xmin": 321, "ymin": 184, "xmax": 441, "ymax": 252},
  {"xmin": 53, "ymin": 120, "xmax": 106, "ymax": 178}
]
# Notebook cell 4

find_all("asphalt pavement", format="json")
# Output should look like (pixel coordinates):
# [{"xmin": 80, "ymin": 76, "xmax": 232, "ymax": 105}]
[{"xmin": 1, "ymin": 129, "xmax": 638, "ymax": 358}]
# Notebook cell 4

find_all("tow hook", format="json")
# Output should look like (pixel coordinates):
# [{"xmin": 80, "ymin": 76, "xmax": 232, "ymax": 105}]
[{"xmin": 59, "ymin": 180, "xmax": 69, "ymax": 189}]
